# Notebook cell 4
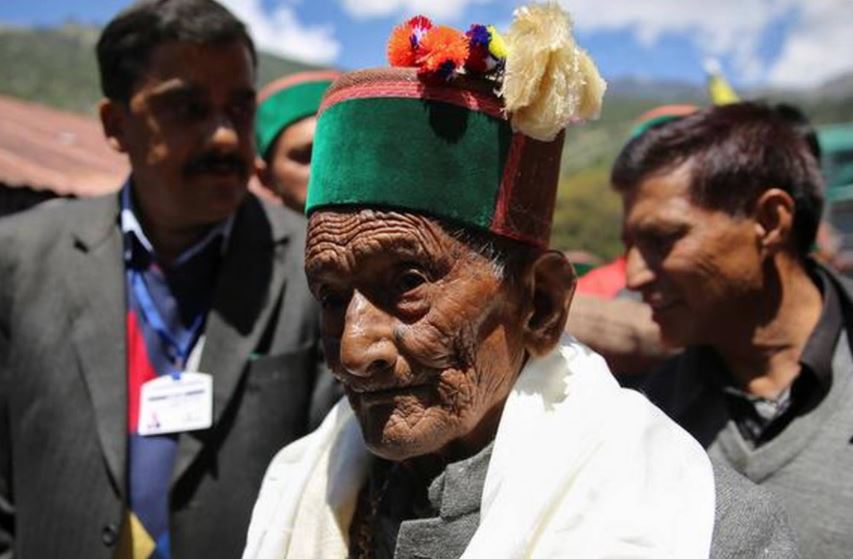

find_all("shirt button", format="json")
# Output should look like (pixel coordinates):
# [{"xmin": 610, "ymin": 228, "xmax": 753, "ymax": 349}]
[{"xmin": 102, "ymin": 523, "xmax": 118, "ymax": 547}]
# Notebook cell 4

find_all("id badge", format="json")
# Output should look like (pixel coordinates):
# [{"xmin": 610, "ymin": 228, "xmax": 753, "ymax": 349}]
[{"xmin": 138, "ymin": 372, "xmax": 213, "ymax": 436}]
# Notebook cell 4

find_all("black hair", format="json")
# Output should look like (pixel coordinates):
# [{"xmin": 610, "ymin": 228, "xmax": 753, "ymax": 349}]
[
  {"xmin": 772, "ymin": 103, "xmax": 822, "ymax": 162},
  {"xmin": 96, "ymin": 0, "xmax": 257, "ymax": 103},
  {"xmin": 612, "ymin": 102, "xmax": 824, "ymax": 257}
]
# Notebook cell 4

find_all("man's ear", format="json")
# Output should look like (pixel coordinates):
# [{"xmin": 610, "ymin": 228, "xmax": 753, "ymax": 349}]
[
  {"xmin": 255, "ymin": 155, "xmax": 273, "ymax": 188},
  {"xmin": 98, "ymin": 98, "xmax": 128, "ymax": 154},
  {"xmin": 253, "ymin": 156, "xmax": 283, "ymax": 201},
  {"xmin": 754, "ymin": 188, "xmax": 796, "ymax": 255},
  {"xmin": 521, "ymin": 251, "xmax": 577, "ymax": 357}
]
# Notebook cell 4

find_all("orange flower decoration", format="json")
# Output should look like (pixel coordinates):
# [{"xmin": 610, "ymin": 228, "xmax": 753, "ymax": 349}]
[
  {"xmin": 417, "ymin": 26, "xmax": 470, "ymax": 77},
  {"xmin": 387, "ymin": 16, "xmax": 433, "ymax": 67}
]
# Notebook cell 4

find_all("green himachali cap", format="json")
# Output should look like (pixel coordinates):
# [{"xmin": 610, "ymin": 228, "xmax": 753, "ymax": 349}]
[
  {"xmin": 305, "ymin": 3, "xmax": 607, "ymax": 248},
  {"xmin": 255, "ymin": 70, "xmax": 340, "ymax": 159},
  {"xmin": 307, "ymin": 68, "xmax": 568, "ymax": 246}
]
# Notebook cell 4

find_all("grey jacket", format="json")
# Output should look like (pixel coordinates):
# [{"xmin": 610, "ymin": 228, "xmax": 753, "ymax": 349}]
[{"xmin": 0, "ymin": 193, "xmax": 337, "ymax": 558}]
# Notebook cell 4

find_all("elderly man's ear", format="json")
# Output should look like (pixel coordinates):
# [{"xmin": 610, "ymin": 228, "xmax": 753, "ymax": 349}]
[{"xmin": 521, "ymin": 251, "xmax": 576, "ymax": 356}]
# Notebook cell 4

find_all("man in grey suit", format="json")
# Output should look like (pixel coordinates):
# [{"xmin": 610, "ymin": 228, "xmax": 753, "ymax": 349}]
[{"xmin": 0, "ymin": 1, "xmax": 336, "ymax": 557}]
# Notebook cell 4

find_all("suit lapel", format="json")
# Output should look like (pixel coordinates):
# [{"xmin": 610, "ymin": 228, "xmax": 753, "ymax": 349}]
[
  {"xmin": 172, "ymin": 196, "xmax": 291, "ymax": 483},
  {"xmin": 66, "ymin": 194, "xmax": 128, "ymax": 497}
]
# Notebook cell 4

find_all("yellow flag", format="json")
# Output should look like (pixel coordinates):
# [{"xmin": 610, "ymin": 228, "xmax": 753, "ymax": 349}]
[{"xmin": 705, "ymin": 58, "xmax": 739, "ymax": 105}]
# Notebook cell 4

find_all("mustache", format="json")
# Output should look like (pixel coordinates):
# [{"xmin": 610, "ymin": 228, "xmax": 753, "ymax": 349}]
[{"xmin": 183, "ymin": 152, "xmax": 249, "ymax": 178}]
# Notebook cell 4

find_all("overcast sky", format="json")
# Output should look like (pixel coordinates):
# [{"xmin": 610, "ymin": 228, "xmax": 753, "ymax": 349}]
[{"xmin": 2, "ymin": 0, "xmax": 851, "ymax": 88}]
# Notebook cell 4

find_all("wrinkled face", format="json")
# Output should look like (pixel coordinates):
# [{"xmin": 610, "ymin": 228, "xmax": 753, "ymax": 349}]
[
  {"xmin": 305, "ymin": 209, "xmax": 527, "ymax": 461},
  {"xmin": 621, "ymin": 162, "xmax": 763, "ymax": 347},
  {"xmin": 266, "ymin": 115, "xmax": 316, "ymax": 213},
  {"xmin": 109, "ymin": 40, "xmax": 256, "ymax": 227}
]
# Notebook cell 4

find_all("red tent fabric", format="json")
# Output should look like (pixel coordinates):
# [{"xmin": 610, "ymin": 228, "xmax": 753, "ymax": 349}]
[{"xmin": 576, "ymin": 256, "xmax": 627, "ymax": 299}]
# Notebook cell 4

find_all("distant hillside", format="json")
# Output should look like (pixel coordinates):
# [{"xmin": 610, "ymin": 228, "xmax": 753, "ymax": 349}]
[
  {"xmin": 3, "ymin": 25, "xmax": 853, "ymax": 258},
  {"xmin": 0, "ymin": 25, "xmax": 102, "ymax": 114},
  {"xmin": 0, "ymin": 24, "xmax": 318, "ymax": 115},
  {"xmin": 553, "ymin": 73, "xmax": 853, "ymax": 258}
]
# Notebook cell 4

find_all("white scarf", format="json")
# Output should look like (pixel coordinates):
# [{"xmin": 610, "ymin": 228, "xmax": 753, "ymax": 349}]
[{"xmin": 243, "ymin": 336, "xmax": 716, "ymax": 558}]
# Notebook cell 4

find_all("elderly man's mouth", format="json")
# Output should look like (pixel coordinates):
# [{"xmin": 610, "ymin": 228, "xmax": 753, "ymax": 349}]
[{"xmin": 349, "ymin": 383, "xmax": 434, "ymax": 405}]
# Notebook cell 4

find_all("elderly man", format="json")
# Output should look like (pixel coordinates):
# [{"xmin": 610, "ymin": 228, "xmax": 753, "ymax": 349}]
[
  {"xmin": 0, "ymin": 1, "xmax": 333, "ymax": 557},
  {"xmin": 618, "ymin": 102, "xmax": 852, "ymax": 558},
  {"xmin": 243, "ymin": 7, "xmax": 799, "ymax": 559},
  {"xmin": 254, "ymin": 70, "xmax": 340, "ymax": 212}
]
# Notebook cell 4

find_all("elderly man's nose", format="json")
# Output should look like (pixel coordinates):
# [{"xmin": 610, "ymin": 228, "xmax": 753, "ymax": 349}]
[{"xmin": 339, "ymin": 292, "xmax": 397, "ymax": 377}]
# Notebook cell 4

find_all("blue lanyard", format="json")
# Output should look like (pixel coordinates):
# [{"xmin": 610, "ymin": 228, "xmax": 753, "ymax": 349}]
[{"xmin": 130, "ymin": 270, "xmax": 204, "ymax": 374}]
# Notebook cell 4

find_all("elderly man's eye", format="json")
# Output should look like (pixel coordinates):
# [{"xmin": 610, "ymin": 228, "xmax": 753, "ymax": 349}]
[{"xmin": 394, "ymin": 269, "xmax": 428, "ymax": 294}]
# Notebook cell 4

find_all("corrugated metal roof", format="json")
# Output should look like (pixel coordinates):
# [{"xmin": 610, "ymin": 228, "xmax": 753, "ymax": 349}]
[
  {"xmin": 0, "ymin": 94, "xmax": 128, "ymax": 196},
  {"xmin": 0, "ymin": 94, "xmax": 276, "ymax": 204}
]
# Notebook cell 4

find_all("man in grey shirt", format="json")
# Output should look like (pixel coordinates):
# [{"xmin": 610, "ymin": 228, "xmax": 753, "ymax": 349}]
[{"xmin": 617, "ymin": 101, "xmax": 851, "ymax": 558}]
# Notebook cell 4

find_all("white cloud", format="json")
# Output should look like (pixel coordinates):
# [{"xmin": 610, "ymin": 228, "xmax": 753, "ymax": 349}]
[
  {"xmin": 561, "ymin": 0, "xmax": 792, "ymax": 49},
  {"xmin": 554, "ymin": 0, "xmax": 853, "ymax": 87},
  {"xmin": 220, "ymin": 0, "xmax": 853, "ymax": 85},
  {"xmin": 767, "ymin": 0, "xmax": 853, "ymax": 87},
  {"xmin": 340, "ymin": 0, "xmax": 495, "ymax": 21},
  {"xmin": 220, "ymin": 0, "xmax": 341, "ymax": 64},
  {"xmin": 559, "ymin": 0, "xmax": 796, "ymax": 82}
]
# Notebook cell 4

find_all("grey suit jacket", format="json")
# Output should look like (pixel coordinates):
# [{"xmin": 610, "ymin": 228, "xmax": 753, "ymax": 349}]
[{"xmin": 0, "ymin": 192, "xmax": 338, "ymax": 558}]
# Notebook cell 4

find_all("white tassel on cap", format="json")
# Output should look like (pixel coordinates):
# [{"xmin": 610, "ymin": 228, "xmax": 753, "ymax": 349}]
[{"xmin": 500, "ymin": 2, "xmax": 606, "ymax": 141}]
